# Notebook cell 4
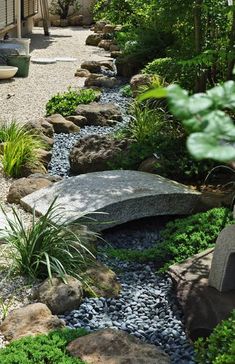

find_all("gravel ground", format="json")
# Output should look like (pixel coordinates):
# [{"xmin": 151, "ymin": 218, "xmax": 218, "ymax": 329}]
[
  {"xmin": 59, "ymin": 218, "xmax": 196, "ymax": 364},
  {"xmin": 0, "ymin": 26, "xmax": 110, "ymax": 124},
  {"xmin": 49, "ymin": 86, "xmax": 131, "ymax": 177}
]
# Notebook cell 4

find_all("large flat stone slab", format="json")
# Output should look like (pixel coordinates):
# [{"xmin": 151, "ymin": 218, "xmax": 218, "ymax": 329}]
[{"xmin": 21, "ymin": 170, "xmax": 205, "ymax": 231}]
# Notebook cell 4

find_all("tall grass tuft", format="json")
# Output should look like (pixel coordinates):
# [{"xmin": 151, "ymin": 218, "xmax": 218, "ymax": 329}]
[
  {"xmin": 0, "ymin": 199, "xmax": 97, "ymax": 282},
  {"xmin": 0, "ymin": 121, "xmax": 45, "ymax": 178}
]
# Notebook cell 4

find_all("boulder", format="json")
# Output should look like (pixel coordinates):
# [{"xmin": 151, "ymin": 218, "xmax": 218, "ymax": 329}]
[
  {"xmin": 75, "ymin": 102, "xmax": 122, "ymax": 126},
  {"xmin": 7, "ymin": 176, "xmax": 54, "ymax": 204},
  {"xmin": 84, "ymin": 74, "xmax": 119, "ymax": 88},
  {"xmin": 103, "ymin": 24, "xmax": 116, "ymax": 34},
  {"xmin": 94, "ymin": 21, "xmax": 107, "ymax": 33},
  {"xmin": 37, "ymin": 148, "xmax": 52, "ymax": 168},
  {"xmin": 40, "ymin": 134, "xmax": 54, "ymax": 150},
  {"xmin": 168, "ymin": 248, "xmax": 235, "ymax": 340},
  {"xmin": 98, "ymin": 39, "xmax": 113, "ymax": 51},
  {"xmin": 111, "ymin": 50, "xmax": 122, "ymax": 59},
  {"xmin": 32, "ymin": 276, "xmax": 83, "ymax": 315},
  {"xmin": 110, "ymin": 44, "xmax": 120, "ymax": 52},
  {"xmin": 99, "ymin": 60, "xmax": 115, "ymax": 72},
  {"xmin": 28, "ymin": 118, "xmax": 54, "ymax": 138},
  {"xmin": 66, "ymin": 115, "xmax": 88, "ymax": 127},
  {"xmin": 138, "ymin": 156, "xmax": 158, "ymax": 174},
  {"xmin": 69, "ymin": 134, "xmax": 130, "ymax": 174},
  {"xmin": 116, "ymin": 56, "xmax": 141, "ymax": 78},
  {"xmin": 21, "ymin": 171, "xmax": 207, "ymax": 232},
  {"xmin": 75, "ymin": 68, "xmax": 91, "ymax": 77},
  {"xmin": 130, "ymin": 74, "xmax": 152, "ymax": 97},
  {"xmin": 67, "ymin": 328, "xmax": 171, "ymax": 364},
  {"xmin": 68, "ymin": 15, "xmax": 83, "ymax": 26},
  {"xmin": 81, "ymin": 61, "xmax": 102, "ymax": 73},
  {"xmin": 86, "ymin": 34, "xmax": 104, "ymax": 46},
  {"xmin": 60, "ymin": 19, "xmax": 68, "ymax": 27},
  {"xmin": 0, "ymin": 303, "xmax": 65, "ymax": 341},
  {"xmin": 20, "ymin": 160, "xmax": 46, "ymax": 178},
  {"xmin": 82, "ymin": 262, "xmax": 121, "ymax": 298},
  {"xmin": 46, "ymin": 114, "xmax": 80, "ymax": 134}
]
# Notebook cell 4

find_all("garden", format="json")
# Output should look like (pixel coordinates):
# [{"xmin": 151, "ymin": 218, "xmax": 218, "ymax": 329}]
[{"xmin": 0, "ymin": 0, "xmax": 235, "ymax": 363}]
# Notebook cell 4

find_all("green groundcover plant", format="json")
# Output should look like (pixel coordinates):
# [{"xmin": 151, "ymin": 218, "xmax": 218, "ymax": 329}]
[
  {"xmin": 0, "ymin": 199, "xmax": 96, "ymax": 281},
  {"xmin": 104, "ymin": 208, "xmax": 233, "ymax": 272},
  {"xmin": 46, "ymin": 88, "xmax": 97, "ymax": 117},
  {"xmin": 195, "ymin": 310, "xmax": 235, "ymax": 364},
  {"xmin": 0, "ymin": 328, "xmax": 87, "ymax": 364},
  {"xmin": 0, "ymin": 121, "xmax": 45, "ymax": 178}
]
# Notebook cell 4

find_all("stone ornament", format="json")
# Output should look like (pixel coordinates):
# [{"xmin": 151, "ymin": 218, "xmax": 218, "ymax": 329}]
[{"xmin": 209, "ymin": 224, "xmax": 235, "ymax": 292}]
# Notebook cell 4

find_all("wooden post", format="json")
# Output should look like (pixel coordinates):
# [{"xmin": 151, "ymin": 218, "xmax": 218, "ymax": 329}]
[{"xmin": 40, "ymin": 0, "xmax": 50, "ymax": 36}]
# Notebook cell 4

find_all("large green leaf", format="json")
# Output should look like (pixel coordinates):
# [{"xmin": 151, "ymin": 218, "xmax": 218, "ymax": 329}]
[
  {"xmin": 202, "ymin": 110, "xmax": 235, "ymax": 139},
  {"xmin": 138, "ymin": 87, "xmax": 168, "ymax": 101},
  {"xmin": 187, "ymin": 133, "xmax": 235, "ymax": 162},
  {"xmin": 187, "ymin": 94, "xmax": 213, "ymax": 115}
]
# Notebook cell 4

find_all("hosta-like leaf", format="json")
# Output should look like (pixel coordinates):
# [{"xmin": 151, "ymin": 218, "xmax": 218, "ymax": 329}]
[
  {"xmin": 187, "ymin": 94, "xmax": 213, "ymax": 115},
  {"xmin": 187, "ymin": 133, "xmax": 235, "ymax": 161},
  {"xmin": 167, "ymin": 84, "xmax": 191, "ymax": 119},
  {"xmin": 202, "ymin": 110, "xmax": 235, "ymax": 139}
]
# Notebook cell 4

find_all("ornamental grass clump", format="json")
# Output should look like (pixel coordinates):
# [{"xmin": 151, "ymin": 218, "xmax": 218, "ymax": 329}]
[
  {"xmin": 0, "ymin": 121, "xmax": 45, "ymax": 178},
  {"xmin": 46, "ymin": 88, "xmax": 97, "ymax": 117},
  {"xmin": 0, "ymin": 199, "xmax": 96, "ymax": 281}
]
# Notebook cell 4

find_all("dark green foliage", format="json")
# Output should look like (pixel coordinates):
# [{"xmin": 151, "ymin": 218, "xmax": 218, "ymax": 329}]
[
  {"xmin": 195, "ymin": 310, "xmax": 235, "ymax": 364},
  {"xmin": 104, "ymin": 208, "xmax": 233, "ymax": 271},
  {"xmin": 120, "ymin": 84, "xmax": 133, "ymax": 98},
  {"xmin": 46, "ymin": 88, "xmax": 97, "ymax": 117},
  {"xmin": 143, "ymin": 57, "xmax": 197, "ymax": 90},
  {"xmin": 0, "ymin": 328, "xmax": 87, "ymax": 363},
  {"xmin": 110, "ymin": 105, "xmax": 217, "ymax": 183},
  {"xmin": 140, "ymin": 81, "xmax": 235, "ymax": 162}
]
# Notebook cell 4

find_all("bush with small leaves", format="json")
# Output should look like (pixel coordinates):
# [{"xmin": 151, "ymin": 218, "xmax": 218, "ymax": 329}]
[
  {"xmin": 195, "ymin": 310, "xmax": 235, "ymax": 364},
  {"xmin": 104, "ymin": 208, "xmax": 233, "ymax": 272},
  {"xmin": 0, "ymin": 328, "xmax": 87, "ymax": 364},
  {"xmin": 46, "ymin": 88, "xmax": 97, "ymax": 117}
]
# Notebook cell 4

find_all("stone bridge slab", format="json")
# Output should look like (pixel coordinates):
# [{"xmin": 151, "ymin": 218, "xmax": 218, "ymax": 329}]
[{"xmin": 21, "ymin": 170, "xmax": 204, "ymax": 231}]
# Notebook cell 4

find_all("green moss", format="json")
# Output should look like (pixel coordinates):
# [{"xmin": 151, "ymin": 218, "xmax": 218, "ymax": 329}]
[
  {"xmin": 0, "ymin": 328, "xmax": 87, "ymax": 364},
  {"xmin": 195, "ymin": 310, "xmax": 235, "ymax": 364},
  {"xmin": 103, "ymin": 208, "xmax": 233, "ymax": 272}
]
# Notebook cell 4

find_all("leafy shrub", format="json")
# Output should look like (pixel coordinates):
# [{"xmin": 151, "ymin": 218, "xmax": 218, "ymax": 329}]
[
  {"xmin": 195, "ymin": 310, "xmax": 235, "ymax": 364},
  {"xmin": 143, "ymin": 57, "xmax": 196, "ymax": 91},
  {"xmin": 110, "ymin": 104, "xmax": 216, "ymax": 183},
  {"xmin": 0, "ymin": 199, "xmax": 96, "ymax": 281},
  {"xmin": 46, "ymin": 88, "xmax": 97, "ymax": 117},
  {"xmin": 104, "ymin": 208, "xmax": 233, "ymax": 271},
  {"xmin": 120, "ymin": 84, "xmax": 133, "ymax": 98},
  {"xmin": 140, "ymin": 81, "xmax": 235, "ymax": 162},
  {"xmin": 0, "ymin": 328, "xmax": 87, "ymax": 363},
  {"xmin": 0, "ymin": 121, "xmax": 45, "ymax": 178}
]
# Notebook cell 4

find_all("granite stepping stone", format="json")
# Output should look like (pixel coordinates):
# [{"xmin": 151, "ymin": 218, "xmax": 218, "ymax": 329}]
[{"xmin": 21, "ymin": 170, "xmax": 207, "ymax": 231}]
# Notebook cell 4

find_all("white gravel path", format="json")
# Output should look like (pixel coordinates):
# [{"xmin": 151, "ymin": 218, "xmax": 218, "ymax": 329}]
[{"xmin": 0, "ymin": 26, "xmax": 110, "ymax": 124}]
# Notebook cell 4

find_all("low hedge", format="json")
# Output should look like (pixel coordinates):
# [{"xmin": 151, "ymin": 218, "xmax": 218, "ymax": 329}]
[
  {"xmin": 104, "ymin": 208, "xmax": 233, "ymax": 272},
  {"xmin": 0, "ymin": 328, "xmax": 87, "ymax": 364},
  {"xmin": 195, "ymin": 310, "xmax": 235, "ymax": 364},
  {"xmin": 143, "ymin": 57, "xmax": 196, "ymax": 90}
]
